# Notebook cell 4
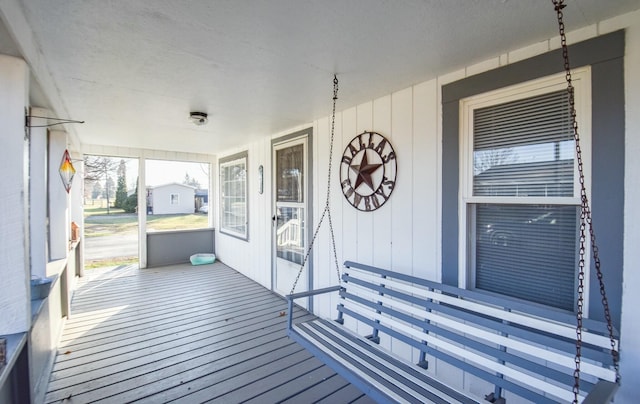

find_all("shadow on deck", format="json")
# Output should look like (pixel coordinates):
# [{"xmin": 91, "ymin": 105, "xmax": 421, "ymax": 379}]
[{"xmin": 44, "ymin": 262, "xmax": 373, "ymax": 403}]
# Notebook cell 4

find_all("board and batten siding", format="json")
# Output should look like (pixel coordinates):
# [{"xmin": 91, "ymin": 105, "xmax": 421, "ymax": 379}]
[
  {"xmin": 214, "ymin": 9, "xmax": 640, "ymax": 403},
  {"xmin": 214, "ymin": 138, "xmax": 274, "ymax": 290}
]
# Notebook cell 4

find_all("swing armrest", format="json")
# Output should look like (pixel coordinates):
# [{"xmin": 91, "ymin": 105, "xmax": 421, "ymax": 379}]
[{"xmin": 285, "ymin": 285, "xmax": 343, "ymax": 331}]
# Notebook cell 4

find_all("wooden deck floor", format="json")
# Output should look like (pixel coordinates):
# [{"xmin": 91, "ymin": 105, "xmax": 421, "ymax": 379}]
[{"xmin": 44, "ymin": 262, "xmax": 374, "ymax": 404}]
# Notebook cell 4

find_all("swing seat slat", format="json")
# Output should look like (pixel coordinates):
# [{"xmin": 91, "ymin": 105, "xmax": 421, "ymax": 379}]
[{"xmin": 286, "ymin": 261, "xmax": 619, "ymax": 403}]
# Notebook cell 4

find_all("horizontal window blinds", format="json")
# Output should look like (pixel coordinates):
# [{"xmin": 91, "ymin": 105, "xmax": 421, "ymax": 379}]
[
  {"xmin": 473, "ymin": 90, "xmax": 574, "ymax": 197},
  {"xmin": 475, "ymin": 204, "xmax": 578, "ymax": 311}
]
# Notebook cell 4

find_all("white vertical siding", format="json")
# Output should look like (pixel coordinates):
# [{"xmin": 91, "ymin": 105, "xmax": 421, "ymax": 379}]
[
  {"xmin": 390, "ymin": 88, "xmax": 414, "ymax": 276},
  {"xmin": 151, "ymin": 184, "xmax": 194, "ymax": 215},
  {"xmin": 48, "ymin": 130, "xmax": 70, "ymax": 261},
  {"xmin": 29, "ymin": 108, "xmax": 49, "ymax": 279},
  {"xmin": 215, "ymin": 138, "xmax": 274, "ymax": 289},
  {"xmin": 209, "ymin": 10, "xmax": 640, "ymax": 401},
  {"xmin": 0, "ymin": 55, "xmax": 30, "ymax": 334},
  {"xmin": 354, "ymin": 102, "xmax": 375, "ymax": 265},
  {"xmin": 340, "ymin": 107, "xmax": 359, "ymax": 268},
  {"xmin": 619, "ymin": 10, "xmax": 640, "ymax": 404},
  {"xmin": 312, "ymin": 116, "xmax": 334, "ymax": 319},
  {"xmin": 412, "ymin": 79, "xmax": 440, "ymax": 283}
]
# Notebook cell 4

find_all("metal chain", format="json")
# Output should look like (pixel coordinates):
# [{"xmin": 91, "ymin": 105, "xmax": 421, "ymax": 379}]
[
  {"xmin": 551, "ymin": 2, "xmax": 620, "ymax": 402},
  {"xmin": 289, "ymin": 75, "xmax": 341, "ymax": 295}
]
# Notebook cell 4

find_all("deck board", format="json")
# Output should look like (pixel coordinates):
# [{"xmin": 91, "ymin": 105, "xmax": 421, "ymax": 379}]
[{"xmin": 44, "ymin": 262, "xmax": 373, "ymax": 403}]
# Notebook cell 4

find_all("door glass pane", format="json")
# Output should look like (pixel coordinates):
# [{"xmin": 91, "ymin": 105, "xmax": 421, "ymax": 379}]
[
  {"xmin": 474, "ymin": 204, "xmax": 578, "ymax": 310},
  {"xmin": 276, "ymin": 145, "xmax": 304, "ymax": 203},
  {"xmin": 276, "ymin": 207, "xmax": 304, "ymax": 265}
]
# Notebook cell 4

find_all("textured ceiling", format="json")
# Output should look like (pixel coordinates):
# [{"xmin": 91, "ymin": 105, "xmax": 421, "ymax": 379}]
[{"xmin": 2, "ymin": 0, "xmax": 640, "ymax": 155}]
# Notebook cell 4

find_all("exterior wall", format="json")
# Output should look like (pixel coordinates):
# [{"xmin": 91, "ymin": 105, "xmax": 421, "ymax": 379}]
[
  {"xmin": 29, "ymin": 108, "xmax": 49, "ymax": 279},
  {"xmin": 215, "ymin": 138, "xmax": 273, "ymax": 289},
  {"xmin": 0, "ymin": 54, "xmax": 30, "ymax": 335},
  {"xmin": 619, "ymin": 11, "xmax": 640, "ymax": 404},
  {"xmin": 48, "ymin": 130, "xmax": 70, "ymax": 260},
  {"xmin": 216, "ymin": 10, "xmax": 640, "ymax": 402},
  {"xmin": 150, "ymin": 183, "xmax": 195, "ymax": 215}
]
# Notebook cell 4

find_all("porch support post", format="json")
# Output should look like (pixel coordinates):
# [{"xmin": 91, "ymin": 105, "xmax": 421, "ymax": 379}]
[
  {"xmin": 48, "ymin": 130, "xmax": 70, "ymax": 260},
  {"xmin": 138, "ymin": 154, "xmax": 147, "ymax": 268},
  {"xmin": 29, "ymin": 108, "xmax": 49, "ymax": 279},
  {"xmin": 0, "ymin": 54, "xmax": 30, "ymax": 334}
]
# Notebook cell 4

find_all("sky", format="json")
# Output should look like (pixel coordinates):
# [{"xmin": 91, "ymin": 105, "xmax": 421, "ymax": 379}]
[{"xmin": 124, "ymin": 158, "xmax": 210, "ymax": 190}]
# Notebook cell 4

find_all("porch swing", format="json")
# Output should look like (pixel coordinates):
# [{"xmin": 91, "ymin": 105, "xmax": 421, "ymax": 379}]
[{"xmin": 285, "ymin": 1, "xmax": 620, "ymax": 403}]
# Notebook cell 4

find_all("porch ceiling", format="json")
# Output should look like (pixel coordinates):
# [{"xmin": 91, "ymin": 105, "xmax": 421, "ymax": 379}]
[{"xmin": 1, "ymin": 1, "xmax": 639, "ymax": 155}]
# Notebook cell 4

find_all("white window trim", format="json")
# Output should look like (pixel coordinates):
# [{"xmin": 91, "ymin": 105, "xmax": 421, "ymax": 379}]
[
  {"xmin": 457, "ymin": 67, "xmax": 592, "ymax": 312},
  {"xmin": 170, "ymin": 193, "xmax": 179, "ymax": 205},
  {"xmin": 219, "ymin": 154, "xmax": 248, "ymax": 240}
]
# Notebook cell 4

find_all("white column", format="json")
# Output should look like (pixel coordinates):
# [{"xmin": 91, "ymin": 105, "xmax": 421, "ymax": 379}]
[
  {"xmin": 48, "ymin": 130, "xmax": 70, "ymax": 261},
  {"xmin": 70, "ymin": 151, "xmax": 84, "ymax": 276},
  {"xmin": 0, "ymin": 54, "xmax": 30, "ymax": 334},
  {"xmin": 138, "ymin": 155, "xmax": 147, "ymax": 268},
  {"xmin": 29, "ymin": 108, "xmax": 49, "ymax": 279},
  {"xmin": 619, "ymin": 18, "xmax": 640, "ymax": 403}
]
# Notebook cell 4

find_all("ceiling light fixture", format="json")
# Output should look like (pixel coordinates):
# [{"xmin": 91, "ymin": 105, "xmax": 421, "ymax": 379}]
[{"xmin": 189, "ymin": 111, "xmax": 208, "ymax": 126}]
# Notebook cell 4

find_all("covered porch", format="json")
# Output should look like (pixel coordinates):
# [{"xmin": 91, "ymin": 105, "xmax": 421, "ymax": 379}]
[{"xmin": 44, "ymin": 262, "xmax": 371, "ymax": 403}]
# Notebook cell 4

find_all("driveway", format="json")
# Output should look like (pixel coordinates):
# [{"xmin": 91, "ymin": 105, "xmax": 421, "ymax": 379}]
[{"xmin": 84, "ymin": 232, "xmax": 138, "ymax": 260}]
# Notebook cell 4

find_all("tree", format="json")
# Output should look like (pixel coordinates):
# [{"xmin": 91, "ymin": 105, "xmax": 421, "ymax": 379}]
[
  {"xmin": 84, "ymin": 156, "xmax": 119, "ymax": 214},
  {"xmin": 183, "ymin": 172, "xmax": 201, "ymax": 189},
  {"xmin": 91, "ymin": 181, "xmax": 103, "ymax": 199},
  {"xmin": 105, "ymin": 176, "xmax": 115, "ymax": 209},
  {"xmin": 473, "ymin": 148, "xmax": 516, "ymax": 175},
  {"xmin": 122, "ymin": 177, "xmax": 139, "ymax": 213},
  {"xmin": 114, "ymin": 159, "xmax": 128, "ymax": 209}
]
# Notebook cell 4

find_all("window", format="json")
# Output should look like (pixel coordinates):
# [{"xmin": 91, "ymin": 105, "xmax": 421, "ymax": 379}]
[
  {"xmin": 460, "ymin": 68, "xmax": 591, "ymax": 311},
  {"xmin": 219, "ymin": 151, "xmax": 248, "ymax": 240},
  {"xmin": 144, "ymin": 159, "xmax": 210, "ymax": 231}
]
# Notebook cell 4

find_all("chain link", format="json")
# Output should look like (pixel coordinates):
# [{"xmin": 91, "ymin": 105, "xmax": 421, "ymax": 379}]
[
  {"xmin": 289, "ymin": 75, "xmax": 341, "ymax": 295},
  {"xmin": 552, "ymin": 1, "xmax": 620, "ymax": 402}
]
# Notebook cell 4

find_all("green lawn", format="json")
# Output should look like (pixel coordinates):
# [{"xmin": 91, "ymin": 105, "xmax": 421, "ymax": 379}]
[
  {"xmin": 83, "ymin": 206, "xmax": 210, "ymax": 269},
  {"xmin": 84, "ymin": 209, "xmax": 209, "ymax": 237}
]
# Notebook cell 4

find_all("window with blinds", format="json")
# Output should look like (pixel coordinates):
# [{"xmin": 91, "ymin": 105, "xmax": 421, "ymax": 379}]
[
  {"xmin": 473, "ymin": 90, "xmax": 574, "ymax": 197},
  {"xmin": 462, "ymin": 70, "xmax": 590, "ymax": 312}
]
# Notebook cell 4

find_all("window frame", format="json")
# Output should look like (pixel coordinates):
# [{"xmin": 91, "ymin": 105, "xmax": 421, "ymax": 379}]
[
  {"xmin": 219, "ymin": 151, "xmax": 249, "ymax": 240},
  {"xmin": 169, "ymin": 193, "xmax": 179, "ymax": 205},
  {"xmin": 458, "ymin": 68, "xmax": 592, "ymax": 313}
]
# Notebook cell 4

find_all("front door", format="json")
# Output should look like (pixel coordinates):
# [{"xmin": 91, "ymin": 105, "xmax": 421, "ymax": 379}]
[{"xmin": 272, "ymin": 135, "xmax": 309, "ymax": 298}]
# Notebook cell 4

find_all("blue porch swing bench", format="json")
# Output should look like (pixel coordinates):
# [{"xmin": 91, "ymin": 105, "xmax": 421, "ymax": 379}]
[
  {"xmin": 284, "ymin": 3, "xmax": 619, "ymax": 402},
  {"xmin": 286, "ymin": 261, "xmax": 619, "ymax": 404}
]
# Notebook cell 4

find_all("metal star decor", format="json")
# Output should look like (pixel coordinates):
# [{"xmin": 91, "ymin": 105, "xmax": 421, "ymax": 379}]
[
  {"xmin": 350, "ymin": 151, "xmax": 382, "ymax": 192},
  {"xmin": 340, "ymin": 131, "xmax": 397, "ymax": 212},
  {"xmin": 59, "ymin": 149, "xmax": 76, "ymax": 193}
]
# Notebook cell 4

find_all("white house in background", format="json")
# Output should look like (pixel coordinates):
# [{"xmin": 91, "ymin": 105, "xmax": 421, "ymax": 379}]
[{"xmin": 146, "ymin": 183, "xmax": 195, "ymax": 215}]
